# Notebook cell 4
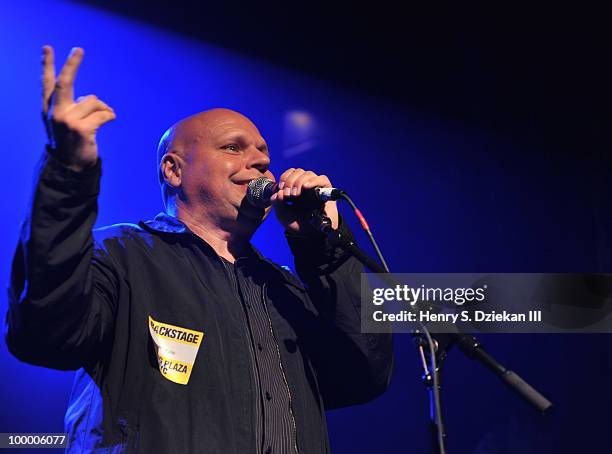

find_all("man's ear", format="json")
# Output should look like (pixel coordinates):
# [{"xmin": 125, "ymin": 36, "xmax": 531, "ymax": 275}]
[{"xmin": 161, "ymin": 152, "xmax": 182, "ymax": 188}]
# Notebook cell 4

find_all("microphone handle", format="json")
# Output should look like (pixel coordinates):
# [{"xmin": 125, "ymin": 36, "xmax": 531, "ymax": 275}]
[{"xmin": 266, "ymin": 183, "xmax": 340, "ymax": 207}]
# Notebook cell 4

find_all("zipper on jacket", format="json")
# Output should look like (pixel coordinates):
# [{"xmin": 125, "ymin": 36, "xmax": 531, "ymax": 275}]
[{"xmin": 261, "ymin": 283, "xmax": 299, "ymax": 454}]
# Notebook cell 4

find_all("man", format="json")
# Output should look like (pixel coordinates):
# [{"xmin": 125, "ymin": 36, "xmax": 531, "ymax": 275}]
[{"xmin": 5, "ymin": 46, "xmax": 394, "ymax": 453}]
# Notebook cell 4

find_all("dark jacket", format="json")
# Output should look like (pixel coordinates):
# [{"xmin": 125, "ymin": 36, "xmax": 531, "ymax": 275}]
[{"xmin": 5, "ymin": 151, "xmax": 394, "ymax": 453}]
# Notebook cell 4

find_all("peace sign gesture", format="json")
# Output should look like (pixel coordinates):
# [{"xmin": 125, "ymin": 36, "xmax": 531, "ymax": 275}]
[{"xmin": 42, "ymin": 46, "xmax": 116, "ymax": 172}]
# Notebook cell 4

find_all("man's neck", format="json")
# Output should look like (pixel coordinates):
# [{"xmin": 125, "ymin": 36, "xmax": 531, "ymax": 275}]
[{"xmin": 170, "ymin": 206, "xmax": 251, "ymax": 264}]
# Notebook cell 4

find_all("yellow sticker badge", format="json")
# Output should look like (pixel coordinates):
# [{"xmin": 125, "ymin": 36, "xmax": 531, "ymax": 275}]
[{"xmin": 148, "ymin": 316, "xmax": 204, "ymax": 385}]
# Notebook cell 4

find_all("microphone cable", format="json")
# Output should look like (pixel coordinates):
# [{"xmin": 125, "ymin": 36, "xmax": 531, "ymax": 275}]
[{"xmin": 338, "ymin": 191, "xmax": 446, "ymax": 454}]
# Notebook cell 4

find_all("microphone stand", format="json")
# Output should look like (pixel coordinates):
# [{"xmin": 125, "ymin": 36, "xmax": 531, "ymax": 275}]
[{"xmin": 309, "ymin": 210, "xmax": 553, "ymax": 454}]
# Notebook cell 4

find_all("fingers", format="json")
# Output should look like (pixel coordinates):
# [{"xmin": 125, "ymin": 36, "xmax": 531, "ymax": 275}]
[
  {"xmin": 273, "ymin": 168, "xmax": 332, "ymax": 202},
  {"xmin": 76, "ymin": 95, "xmax": 117, "ymax": 131},
  {"xmin": 72, "ymin": 95, "xmax": 114, "ymax": 119},
  {"xmin": 300, "ymin": 174, "xmax": 331, "ymax": 191},
  {"xmin": 81, "ymin": 110, "xmax": 117, "ymax": 131},
  {"xmin": 55, "ymin": 47, "xmax": 84, "ymax": 106},
  {"xmin": 51, "ymin": 92, "xmax": 116, "ymax": 131},
  {"xmin": 283, "ymin": 169, "xmax": 313, "ymax": 197},
  {"xmin": 289, "ymin": 171, "xmax": 319, "ymax": 196},
  {"xmin": 41, "ymin": 45, "xmax": 56, "ymax": 114}
]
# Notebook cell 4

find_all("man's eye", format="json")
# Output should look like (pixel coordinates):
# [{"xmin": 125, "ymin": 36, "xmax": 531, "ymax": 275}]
[{"xmin": 223, "ymin": 144, "xmax": 240, "ymax": 152}]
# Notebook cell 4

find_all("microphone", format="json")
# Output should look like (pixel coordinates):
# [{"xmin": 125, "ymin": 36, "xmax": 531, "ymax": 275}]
[{"xmin": 246, "ymin": 177, "xmax": 343, "ymax": 209}]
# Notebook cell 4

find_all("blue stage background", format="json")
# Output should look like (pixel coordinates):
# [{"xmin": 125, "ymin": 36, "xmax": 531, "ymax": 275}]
[{"xmin": 1, "ymin": 1, "xmax": 611, "ymax": 452}]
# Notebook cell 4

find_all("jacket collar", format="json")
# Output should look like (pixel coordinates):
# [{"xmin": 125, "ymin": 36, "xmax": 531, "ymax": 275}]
[
  {"xmin": 138, "ymin": 212, "xmax": 265, "ymax": 262},
  {"xmin": 139, "ymin": 212, "xmax": 190, "ymax": 235},
  {"xmin": 139, "ymin": 213, "xmax": 303, "ymax": 288}
]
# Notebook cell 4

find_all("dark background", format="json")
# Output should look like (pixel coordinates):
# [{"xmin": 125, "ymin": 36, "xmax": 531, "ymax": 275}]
[
  {"xmin": 1, "ymin": 1, "xmax": 611, "ymax": 452},
  {"xmin": 76, "ymin": 0, "xmax": 610, "ymax": 148}
]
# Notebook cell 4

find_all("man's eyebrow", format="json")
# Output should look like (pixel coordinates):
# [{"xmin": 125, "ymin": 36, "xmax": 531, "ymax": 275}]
[
  {"xmin": 217, "ymin": 134, "xmax": 269, "ymax": 154},
  {"xmin": 217, "ymin": 133, "xmax": 251, "ymax": 145}
]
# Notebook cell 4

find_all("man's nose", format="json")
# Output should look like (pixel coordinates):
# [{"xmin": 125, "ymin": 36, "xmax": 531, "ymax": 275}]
[{"xmin": 247, "ymin": 147, "xmax": 270, "ymax": 173}]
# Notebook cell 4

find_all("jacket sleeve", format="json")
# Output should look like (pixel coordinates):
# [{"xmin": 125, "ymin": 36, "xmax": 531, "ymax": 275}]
[
  {"xmin": 4, "ymin": 149, "xmax": 119, "ymax": 370},
  {"xmin": 286, "ymin": 217, "xmax": 394, "ymax": 410}
]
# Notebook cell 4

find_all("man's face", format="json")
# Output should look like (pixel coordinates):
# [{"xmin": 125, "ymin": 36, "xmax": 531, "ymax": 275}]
[{"xmin": 177, "ymin": 110, "xmax": 275, "ymax": 230}]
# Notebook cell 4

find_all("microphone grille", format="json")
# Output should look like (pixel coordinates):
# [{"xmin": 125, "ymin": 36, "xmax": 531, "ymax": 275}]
[{"xmin": 247, "ymin": 177, "xmax": 275, "ymax": 208}]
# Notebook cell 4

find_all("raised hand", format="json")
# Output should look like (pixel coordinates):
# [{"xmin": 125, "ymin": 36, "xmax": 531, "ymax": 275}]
[{"xmin": 42, "ymin": 46, "xmax": 116, "ymax": 172}]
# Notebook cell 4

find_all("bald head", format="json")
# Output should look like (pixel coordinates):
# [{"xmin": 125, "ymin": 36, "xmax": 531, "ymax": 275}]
[
  {"xmin": 157, "ymin": 109, "xmax": 255, "ymax": 177},
  {"xmin": 157, "ymin": 108, "xmax": 269, "ymax": 211}
]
